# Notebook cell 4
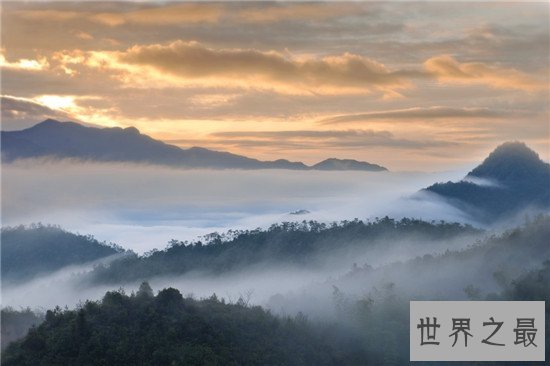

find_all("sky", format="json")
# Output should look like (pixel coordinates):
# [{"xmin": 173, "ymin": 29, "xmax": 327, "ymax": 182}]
[{"xmin": 1, "ymin": 1, "xmax": 549, "ymax": 170}]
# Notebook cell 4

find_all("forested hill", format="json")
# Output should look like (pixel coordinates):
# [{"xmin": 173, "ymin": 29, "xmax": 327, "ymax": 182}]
[
  {"xmin": 1, "ymin": 284, "xmax": 337, "ymax": 366},
  {"xmin": 1, "ymin": 224, "xmax": 124, "ymax": 284},
  {"xmin": 89, "ymin": 218, "xmax": 480, "ymax": 284},
  {"xmin": 264, "ymin": 215, "xmax": 550, "ymax": 364},
  {"xmin": 3, "ymin": 220, "xmax": 548, "ymax": 365},
  {"xmin": 329, "ymin": 215, "xmax": 550, "ymax": 299}
]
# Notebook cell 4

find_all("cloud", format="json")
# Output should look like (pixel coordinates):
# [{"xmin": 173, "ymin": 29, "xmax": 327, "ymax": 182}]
[
  {"xmin": 424, "ymin": 55, "xmax": 547, "ymax": 92},
  {"xmin": 320, "ymin": 106, "xmax": 508, "ymax": 124},
  {"xmin": 74, "ymin": 31, "xmax": 93, "ymax": 41},
  {"xmin": 15, "ymin": 9, "xmax": 81, "ymax": 22},
  {"xmin": 14, "ymin": 4, "xmax": 223, "ymax": 26},
  {"xmin": 0, "ymin": 94, "xmax": 114, "ymax": 131},
  {"xmin": 1, "ymin": 160, "xmax": 466, "ymax": 256},
  {"xmin": 1, "ymin": 95, "xmax": 75, "ymax": 130},
  {"xmin": 0, "ymin": 54, "xmax": 48, "ymax": 71},
  {"xmin": 1, "ymin": 2, "xmax": 547, "ymax": 167},
  {"xmin": 91, "ymin": 3, "xmax": 224, "ymax": 26},
  {"xmin": 15, "ymin": 2, "xmax": 358, "ymax": 28},
  {"xmin": 174, "ymin": 129, "xmax": 454, "ymax": 150},
  {"xmin": 235, "ymin": 3, "xmax": 358, "ymax": 24},
  {"xmin": 112, "ymin": 40, "xmax": 410, "ymax": 95},
  {"xmin": 53, "ymin": 41, "xmax": 545, "ymax": 98}
]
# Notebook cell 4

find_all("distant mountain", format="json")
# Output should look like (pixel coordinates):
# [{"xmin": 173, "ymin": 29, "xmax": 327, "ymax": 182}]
[
  {"xmin": 312, "ymin": 158, "xmax": 387, "ymax": 171},
  {"xmin": 425, "ymin": 142, "xmax": 550, "ymax": 222},
  {"xmin": 1, "ymin": 120, "xmax": 387, "ymax": 171},
  {"xmin": 1, "ymin": 224, "xmax": 124, "ymax": 284}
]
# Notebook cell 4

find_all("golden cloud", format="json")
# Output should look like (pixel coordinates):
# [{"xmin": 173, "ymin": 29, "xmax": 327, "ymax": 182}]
[
  {"xmin": 236, "ymin": 3, "xmax": 358, "ymax": 24},
  {"xmin": 14, "ymin": 2, "xmax": 355, "ymax": 27},
  {"xmin": 320, "ymin": 106, "xmax": 508, "ymax": 124},
  {"xmin": 51, "ymin": 41, "xmax": 547, "ymax": 97},
  {"xmin": 170, "ymin": 129, "xmax": 453, "ymax": 150},
  {"xmin": 14, "ymin": 4, "xmax": 223, "ymax": 26},
  {"xmin": 16, "ymin": 9, "xmax": 81, "ymax": 22},
  {"xmin": 0, "ymin": 54, "xmax": 49, "ymax": 71},
  {"xmin": 424, "ymin": 55, "xmax": 546, "ymax": 92},
  {"xmin": 111, "ymin": 40, "xmax": 410, "ymax": 95},
  {"xmin": 91, "ymin": 3, "xmax": 224, "ymax": 26}
]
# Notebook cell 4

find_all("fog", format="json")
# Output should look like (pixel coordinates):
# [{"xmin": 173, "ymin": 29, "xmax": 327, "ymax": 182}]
[
  {"xmin": 2, "ymin": 159, "xmax": 470, "ymax": 254},
  {"xmin": 2, "ymin": 158, "xmax": 547, "ymax": 365},
  {"xmin": 1, "ymin": 254, "xmax": 126, "ymax": 310},
  {"xmin": 1, "ymin": 261, "xmax": 336, "ymax": 310},
  {"xmin": 3, "ymin": 159, "xmax": 515, "ymax": 326},
  {"xmin": 1, "ymin": 230, "xmax": 481, "ymax": 310}
]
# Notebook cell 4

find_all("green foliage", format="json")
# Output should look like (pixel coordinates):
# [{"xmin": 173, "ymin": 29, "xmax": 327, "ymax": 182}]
[
  {"xmin": 91, "ymin": 217, "xmax": 479, "ymax": 283},
  {"xmin": 2, "ymin": 285, "xmax": 337, "ymax": 366}
]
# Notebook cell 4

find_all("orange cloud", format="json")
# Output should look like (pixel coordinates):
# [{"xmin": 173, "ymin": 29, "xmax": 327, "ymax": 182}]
[
  {"xmin": 320, "ymin": 106, "xmax": 508, "ymax": 124},
  {"xmin": 51, "ymin": 42, "xmax": 547, "ymax": 97},
  {"xmin": 111, "ymin": 40, "xmax": 410, "ymax": 95},
  {"xmin": 236, "ymin": 3, "xmax": 358, "ymax": 24},
  {"xmin": 91, "ymin": 3, "xmax": 224, "ymax": 26},
  {"xmin": 16, "ymin": 9, "xmax": 80, "ymax": 22},
  {"xmin": 424, "ymin": 55, "xmax": 546, "ymax": 92},
  {"xmin": 0, "ymin": 54, "xmax": 49, "ymax": 71},
  {"xmin": 15, "ymin": 3, "xmax": 358, "ymax": 27}
]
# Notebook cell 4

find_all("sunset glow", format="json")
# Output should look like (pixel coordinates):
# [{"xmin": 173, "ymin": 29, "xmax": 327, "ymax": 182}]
[{"xmin": 1, "ymin": 1, "xmax": 548, "ymax": 170}]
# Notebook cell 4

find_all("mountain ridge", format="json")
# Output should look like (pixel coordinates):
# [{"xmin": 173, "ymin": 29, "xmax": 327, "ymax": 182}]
[
  {"xmin": 1, "ymin": 119, "xmax": 387, "ymax": 171},
  {"xmin": 312, "ymin": 158, "xmax": 386, "ymax": 172},
  {"xmin": 424, "ymin": 141, "xmax": 550, "ymax": 222}
]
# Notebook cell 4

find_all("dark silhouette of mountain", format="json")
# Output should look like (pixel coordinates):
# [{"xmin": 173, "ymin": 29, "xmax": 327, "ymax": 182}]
[
  {"xmin": 1, "ymin": 224, "xmax": 124, "ymax": 284},
  {"xmin": 425, "ymin": 142, "xmax": 550, "ymax": 222},
  {"xmin": 1, "ymin": 120, "xmax": 387, "ymax": 171},
  {"xmin": 312, "ymin": 158, "xmax": 387, "ymax": 171}
]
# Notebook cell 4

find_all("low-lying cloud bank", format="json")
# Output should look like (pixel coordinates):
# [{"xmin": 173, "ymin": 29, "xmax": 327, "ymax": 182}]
[{"xmin": 2, "ymin": 159, "xmax": 469, "ymax": 254}]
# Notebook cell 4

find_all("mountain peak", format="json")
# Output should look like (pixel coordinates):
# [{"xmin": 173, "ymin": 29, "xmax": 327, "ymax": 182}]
[
  {"xmin": 424, "ymin": 141, "xmax": 549, "ymax": 222},
  {"xmin": 30, "ymin": 119, "xmax": 82, "ymax": 131},
  {"xmin": 123, "ymin": 126, "xmax": 140, "ymax": 134},
  {"xmin": 467, "ymin": 141, "xmax": 547, "ymax": 183},
  {"xmin": 41, "ymin": 118, "xmax": 62, "ymax": 124},
  {"xmin": 34, "ymin": 118, "xmax": 63, "ymax": 127}
]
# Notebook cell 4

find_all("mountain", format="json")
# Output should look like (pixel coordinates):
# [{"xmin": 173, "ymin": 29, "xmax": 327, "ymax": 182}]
[
  {"xmin": 1, "ymin": 224, "xmax": 124, "ymax": 284},
  {"xmin": 1, "ymin": 120, "xmax": 387, "ymax": 171},
  {"xmin": 312, "ymin": 158, "xmax": 387, "ymax": 171},
  {"xmin": 0, "ymin": 119, "xmax": 307, "ymax": 170},
  {"xmin": 425, "ymin": 142, "xmax": 550, "ymax": 222}
]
